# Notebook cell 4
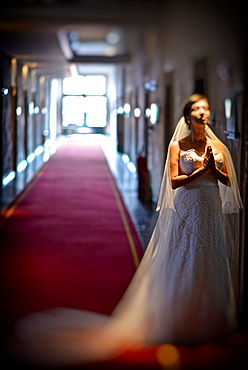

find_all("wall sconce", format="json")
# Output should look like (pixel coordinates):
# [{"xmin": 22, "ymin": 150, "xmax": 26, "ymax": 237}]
[
  {"xmin": 224, "ymin": 96, "xmax": 238, "ymax": 139},
  {"xmin": 144, "ymin": 79, "xmax": 158, "ymax": 92},
  {"xmin": 1, "ymin": 88, "xmax": 8, "ymax": 96},
  {"xmin": 34, "ymin": 106, "xmax": 40, "ymax": 114},
  {"xmin": 117, "ymin": 106, "xmax": 124, "ymax": 114},
  {"xmin": 134, "ymin": 107, "xmax": 141, "ymax": 118},
  {"xmin": 16, "ymin": 106, "xmax": 22, "ymax": 116},
  {"xmin": 29, "ymin": 102, "xmax": 39, "ymax": 115},
  {"xmin": 150, "ymin": 103, "xmax": 160, "ymax": 124},
  {"xmin": 145, "ymin": 107, "xmax": 151, "ymax": 118},
  {"xmin": 124, "ymin": 103, "xmax": 131, "ymax": 115},
  {"xmin": 29, "ymin": 101, "xmax": 34, "ymax": 115}
]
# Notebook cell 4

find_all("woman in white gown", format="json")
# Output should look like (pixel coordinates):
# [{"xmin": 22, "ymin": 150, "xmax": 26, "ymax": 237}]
[{"xmin": 6, "ymin": 94, "xmax": 243, "ymax": 367}]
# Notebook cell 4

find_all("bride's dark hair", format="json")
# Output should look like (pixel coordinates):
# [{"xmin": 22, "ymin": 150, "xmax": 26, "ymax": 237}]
[{"xmin": 183, "ymin": 93, "xmax": 210, "ymax": 128}]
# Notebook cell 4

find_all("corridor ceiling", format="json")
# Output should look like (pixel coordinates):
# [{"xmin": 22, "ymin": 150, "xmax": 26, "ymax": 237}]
[{"xmin": 0, "ymin": 0, "xmax": 165, "ymax": 78}]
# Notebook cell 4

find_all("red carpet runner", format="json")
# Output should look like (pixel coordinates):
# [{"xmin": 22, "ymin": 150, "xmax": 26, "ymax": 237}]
[
  {"xmin": 0, "ymin": 137, "xmax": 143, "ymax": 322},
  {"xmin": 1, "ymin": 136, "xmax": 247, "ymax": 369}
]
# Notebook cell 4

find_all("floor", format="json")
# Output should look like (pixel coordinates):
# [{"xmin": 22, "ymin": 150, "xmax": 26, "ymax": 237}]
[
  {"xmin": 101, "ymin": 134, "xmax": 158, "ymax": 249},
  {"xmin": 1, "ymin": 134, "xmax": 158, "ymax": 249}
]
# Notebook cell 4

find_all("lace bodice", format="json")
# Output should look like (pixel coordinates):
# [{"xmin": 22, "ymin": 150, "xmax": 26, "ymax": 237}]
[{"xmin": 179, "ymin": 149, "xmax": 224, "ymax": 185}]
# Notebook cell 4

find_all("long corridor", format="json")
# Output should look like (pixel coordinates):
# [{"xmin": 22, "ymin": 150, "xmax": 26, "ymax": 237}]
[
  {"xmin": 0, "ymin": 1, "xmax": 248, "ymax": 369},
  {"xmin": 0, "ymin": 135, "xmax": 144, "ymax": 321}
]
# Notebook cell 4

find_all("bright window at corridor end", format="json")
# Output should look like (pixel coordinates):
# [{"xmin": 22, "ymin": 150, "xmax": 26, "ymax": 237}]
[{"xmin": 62, "ymin": 75, "xmax": 107, "ymax": 128}]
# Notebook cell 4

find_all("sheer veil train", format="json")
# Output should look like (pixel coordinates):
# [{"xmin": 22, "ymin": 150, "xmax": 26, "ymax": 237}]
[{"xmin": 5, "ymin": 116, "xmax": 243, "ymax": 368}]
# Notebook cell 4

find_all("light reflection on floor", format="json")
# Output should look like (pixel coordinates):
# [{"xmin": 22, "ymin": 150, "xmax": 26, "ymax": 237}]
[{"xmin": 100, "ymin": 134, "xmax": 158, "ymax": 250}]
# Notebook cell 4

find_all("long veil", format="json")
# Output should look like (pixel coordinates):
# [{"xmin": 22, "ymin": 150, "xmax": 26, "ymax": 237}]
[{"xmin": 5, "ymin": 117, "xmax": 243, "ymax": 368}]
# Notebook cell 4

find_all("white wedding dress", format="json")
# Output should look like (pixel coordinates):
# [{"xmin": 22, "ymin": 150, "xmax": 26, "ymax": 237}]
[
  {"xmin": 6, "ymin": 147, "xmax": 238, "ymax": 368},
  {"xmin": 152, "ymin": 149, "xmax": 237, "ymax": 343}
]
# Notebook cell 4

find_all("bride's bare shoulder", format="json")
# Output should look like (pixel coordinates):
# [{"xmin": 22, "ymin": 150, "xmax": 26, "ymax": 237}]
[
  {"xmin": 177, "ymin": 135, "xmax": 191, "ymax": 151},
  {"xmin": 169, "ymin": 141, "xmax": 181, "ymax": 159},
  {"xmin": 169, "ymin": 141, "xmax": 180, "ymax": 151},
  {"xmin": 170, "ymin": 136, "xmax": 190, "ymax": 151}
]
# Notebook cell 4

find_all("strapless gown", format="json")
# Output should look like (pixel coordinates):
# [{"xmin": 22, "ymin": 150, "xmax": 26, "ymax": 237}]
[
  {"xmin": 149, "ymin": 149, "xmax": 237, "ymax": 343},
  {"xmin": 6, "ymin": 149, "xmax": 237, "ymax": 367}
]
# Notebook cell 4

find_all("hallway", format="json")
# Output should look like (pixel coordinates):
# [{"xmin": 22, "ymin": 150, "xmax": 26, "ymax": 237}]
[
  {"xmin": 0, "ymin": 0, "xmax": 248, "ymax": 369},
  {"xmin": 0, "ymin": 135, "xmax": 144, "ymax": 321}
]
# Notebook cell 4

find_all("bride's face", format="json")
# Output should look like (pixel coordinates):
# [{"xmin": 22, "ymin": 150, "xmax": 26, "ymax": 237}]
[{"xmin": 188, "ymin": 99, "xmax": 210, "ymax": 126}]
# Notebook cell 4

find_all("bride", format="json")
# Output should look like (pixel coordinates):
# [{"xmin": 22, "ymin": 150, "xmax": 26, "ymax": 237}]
[{"xmin": 5, "ymin": 94, "xmax": 243, "ymax": 367}]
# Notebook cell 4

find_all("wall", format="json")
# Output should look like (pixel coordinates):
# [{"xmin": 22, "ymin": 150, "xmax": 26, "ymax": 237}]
[
  {"xmin": 160, "ymin": 0, "xmax": 245, "ymax": 302},
  {"xmin": 0, "ymin": 51, "xmax": 59, "ymax": 210},
  {"xmin": 0, "ymin": 51, "xmax": 12, "ymax": 181}
]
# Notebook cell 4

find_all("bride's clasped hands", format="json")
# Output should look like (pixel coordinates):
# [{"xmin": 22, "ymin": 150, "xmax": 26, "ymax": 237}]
[{"xmin": 203, "ymin": 146, "xmax": 229, "ymax": 186}]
